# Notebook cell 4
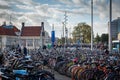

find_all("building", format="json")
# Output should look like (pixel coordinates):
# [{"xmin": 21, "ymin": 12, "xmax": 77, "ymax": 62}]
[
  {"xmin": 0, "ymin": 22, "xmax": 20, "ymax": 51},
  {"xmin": 0, "ymin": 22, "xmax": 50, "ymax": 51},
  {"xmin": 20, "ymin": 22, "xmax": 50, "ymax": 49},
  {"xmin": 111, "ymin": 17, "xmax": 120, "ymax": 40}
]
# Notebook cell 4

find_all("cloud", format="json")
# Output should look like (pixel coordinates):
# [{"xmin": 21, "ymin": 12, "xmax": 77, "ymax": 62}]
[
  {"xmin": 93, "ymin": 0, "xmax": 108, "ymax": 20},
  {"xmin": 112, "ymin": 0, "xmax": 120, "ymax": 19},
  {"xmin": 0, "ymin": 5, "xmax": 11, "ymax": 10},
  {"xmin": 0, "ymin": 0, "xmax": 120, "ymax": 38},
  {"xmin": 93, "ymin": 22, "xmax": 108, "ymax": 37},
  {"xmin": 93, "ymin": 0, "xmax": 120, "ymax": 20},
  {"xmin": 0, "ymin": 0, "xmax": 12, "ymax": 10},
  {"xmin": 15, "ymin": 5, "xmax": 34, "ymax": 11},
  {"xmin": 72, "ymin": 0, "xmax": 81, "ymax": 4},
  {"xmin": 72, "ymin": 0, "xmax": 90, "ymax": 6},
  {"xmin": 57, "ymin": 0, "xmax": 72, "ymax": 5},
  {"xmin": 0, "ymin": 0, "xmax": 10, "ymax": 6}
]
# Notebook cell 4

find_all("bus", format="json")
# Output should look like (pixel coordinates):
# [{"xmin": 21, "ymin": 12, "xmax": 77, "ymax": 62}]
[{"xmin": 112, "ymin": 40, "xmax": 120, "ymax": 52}]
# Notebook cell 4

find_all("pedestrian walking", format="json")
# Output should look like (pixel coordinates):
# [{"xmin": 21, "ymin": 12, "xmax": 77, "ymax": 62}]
[{"xmin": 23, "ymin": 46, "xmax": 27, "ymax": 56}]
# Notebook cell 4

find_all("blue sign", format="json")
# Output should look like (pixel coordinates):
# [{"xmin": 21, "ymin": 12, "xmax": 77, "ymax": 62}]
[{"xmin": 51, "ymin": 31, "xmax": 55, "ymax": 47}]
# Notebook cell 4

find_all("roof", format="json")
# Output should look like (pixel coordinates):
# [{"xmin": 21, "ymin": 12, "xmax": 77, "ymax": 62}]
[
  {"xmin": 21, "ymin": 26, "xmax": 42, "ymax": 36},
  {"xmin": 0, "ymin": 25, "xmax": 20, "ymax": 36}
]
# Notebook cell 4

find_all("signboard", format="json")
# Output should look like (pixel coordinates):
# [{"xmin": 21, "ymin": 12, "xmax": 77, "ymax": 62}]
[{"xmin": 51, "ymin": 31, "xmax": 55, "ymax": 47}]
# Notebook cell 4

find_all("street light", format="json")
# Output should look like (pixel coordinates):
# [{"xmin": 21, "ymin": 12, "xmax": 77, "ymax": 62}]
[
  {"xmin": 109, "ymin": 0, "xmax": 112, "ymax": 52},
  {"xmin": 91, "ymin": 0, "xmax": 93, "ymax": 50}
]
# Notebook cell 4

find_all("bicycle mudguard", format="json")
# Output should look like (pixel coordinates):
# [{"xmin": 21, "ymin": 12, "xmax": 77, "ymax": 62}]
[{"xmin": 13, "ymin": 70, "xmax": 28, "ymax": 75}]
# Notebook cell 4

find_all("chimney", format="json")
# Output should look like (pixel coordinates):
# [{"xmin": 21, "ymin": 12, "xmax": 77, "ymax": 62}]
[
  {"xmin": 21, "ymin": 22, "xmax": 25, "ymax": 36},
  {"xmin": 41, "ymin": 22, "xmax": 45, "ymax": 36},
  {"xmin": 2, "ymin": 21, "xmax": 6, "ymax": 27},
  {"xmin": 22, "ymin": 22, "xmax": 25, "ymax": 27},
  {"xmin": 41, "ymin": 22, "xmax": 44, "ymax": 31}
]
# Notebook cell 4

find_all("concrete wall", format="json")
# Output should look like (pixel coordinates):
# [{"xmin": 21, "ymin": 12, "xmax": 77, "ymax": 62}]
[{"xmin": 21, "ymin": 36, "xmax": 42, "ymax": 50}]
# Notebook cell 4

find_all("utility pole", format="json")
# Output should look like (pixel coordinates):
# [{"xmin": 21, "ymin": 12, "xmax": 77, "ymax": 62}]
[
  {"xmin": 41, "ymin": 22, "xmax": 45, "ymax": 49},
  {"xmin": 62, "ymin": 22, "xmax": 65, "ymax": 46},
  {"xmin": 109, "ymin": 0, "xmax": 112, "ymax": 52},
  {"xmin": 91, "ymin": 0, "xmax": 93, "ymax": 51},
  {"xmin": 62, "ymin": 22, "xmax": 64, "ymax": 39},
  {"xmin": 64, "ymin": 11, "xmax": 68, "ymax": 46}
]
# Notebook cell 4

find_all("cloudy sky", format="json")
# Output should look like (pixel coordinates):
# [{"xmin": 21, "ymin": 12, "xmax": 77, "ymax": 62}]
[{"xmin": 0, "ymin": 0, "xmax": 120, "ymax": 38}]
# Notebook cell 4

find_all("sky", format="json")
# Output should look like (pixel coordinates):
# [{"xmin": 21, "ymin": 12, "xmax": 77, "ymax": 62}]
[{"xmin": 0, "ymin": 0, "xmax": 120, "ymax": 38}]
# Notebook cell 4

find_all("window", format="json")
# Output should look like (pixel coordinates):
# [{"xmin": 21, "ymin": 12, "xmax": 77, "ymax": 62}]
[
  {"xmin": 34, "ymin": 39, "xmax": 40, "ymax": 47},
  {"xmin": 21, "ymin": 39, "xmax": 26, "ymax": 47},
  {"xmin": 27, "ymin": 39, "xmax": 33, "ymax": 46},
  {"xmin": 6, "ymin": 37, "xmax": 16, "ymax": 46}
]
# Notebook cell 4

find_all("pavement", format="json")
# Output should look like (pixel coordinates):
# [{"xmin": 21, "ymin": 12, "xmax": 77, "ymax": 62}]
[
  {"xmin": 44, "ymin": 67, "xmax": 71, "ymax": 80},
  {"xmin": 53, "ymin": 71, "xmax": 71, "ymax": 80}
]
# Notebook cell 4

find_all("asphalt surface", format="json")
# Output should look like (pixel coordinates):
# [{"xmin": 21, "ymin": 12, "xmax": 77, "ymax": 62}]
[
  {"xmin": 54, "ymin": 71, "xmax": 71, "ymax": 80},
  {"xmin": 44, "ymin": 67, "xmax": 71, "ymax": 80}
]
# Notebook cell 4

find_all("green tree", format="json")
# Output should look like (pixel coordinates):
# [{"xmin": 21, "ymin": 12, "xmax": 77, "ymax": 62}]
[
  {"xmin": 57, "ymin": 38, "xmax": 62, "ymax": 44},
  {"xmin": 101, "ymin": 34, "xmax": 108, "ymax": 44},
  {"xmin": 94, "ymin": 33, "xmax": 101, "ymax": 43},
  {"xmin": 72, "ymin": 23, "xmax": 91, "ymax": 43}
]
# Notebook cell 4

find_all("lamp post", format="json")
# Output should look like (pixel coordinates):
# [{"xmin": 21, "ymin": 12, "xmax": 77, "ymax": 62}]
[
  {"xmin": 41, "ymin": 22, "xmax": 45, "ymax": 49},
  {"xmin": 91, "ymin": 0, "xmax": 93, "ymax": 51},
  {"xmin": 64, "ymin": 11, "xmax": 68, "ymax": 48},
  {"xmin": 65, "ymin": 27, "xmax": 68, "ymax": 46},
  {"xmin": 62, "ymin": 22, "xmax": 65, "ymax": 45},
  {"xmin": 109, "ymin": 0, "xmax": 112, "ymax": 52}
]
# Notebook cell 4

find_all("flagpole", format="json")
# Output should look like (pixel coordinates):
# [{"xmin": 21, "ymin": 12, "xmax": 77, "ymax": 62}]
[
  {"xmin": 109, "ymin": 0, "xmax": 112, "ymax": 52},
  {"xmin": 91, "ymin": 0, "xmax": 93, "ymax": 50}
]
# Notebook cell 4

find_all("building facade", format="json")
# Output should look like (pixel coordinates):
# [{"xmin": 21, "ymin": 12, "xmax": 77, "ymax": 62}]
[
  {"xmin": 111, "ymin": 17, "xmax": 120, "ymax": 40},
  {"xmin": 20, "ymin": 22, "xmax": 50, "ymax": 50},
  {"xmin": 0, "ymin": 23, "xmax": 20, "ymax": 51},
  {"xmin": 0, "ymin": 22, "xmax": 51, "ymax": 51}
]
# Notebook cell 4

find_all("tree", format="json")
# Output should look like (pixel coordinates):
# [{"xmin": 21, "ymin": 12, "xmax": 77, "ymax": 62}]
[
  {"xmin": 94, "ymin": 33, "xmax": 101, "ymax": 43},
  {"xmin": 101, "ymin": 34, "xmax": 108, "ymax": 44},
  {"xmin": 57, "ymin": 38, "xmax": 63, "ymax": 45},
  {"xmin": 72, "ymin": 23, "xmax": 91, "ymax": 43}
]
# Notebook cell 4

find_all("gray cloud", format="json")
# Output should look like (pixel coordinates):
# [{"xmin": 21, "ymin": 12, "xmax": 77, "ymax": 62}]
[
  {"xmin": 0, "ymin": 0, "xmax": 120, "ymax": 37},
  {"xmin": 112, "ymin": 0, "xmax": 120, "ymax": 19},
  {"xmin": 0, "ymin": 0, "xmax": 11, "ymax": 10},
  {"xmin": 93, "ymin": 0, "xmax": 120, "ymax": 20},
  {"xmin": 0, "ymin": 5, "xmax": 11, "ymax": 9},
  {"xmin": 56, "ymin": 0, "xmax": 72, "ymax": 5}
]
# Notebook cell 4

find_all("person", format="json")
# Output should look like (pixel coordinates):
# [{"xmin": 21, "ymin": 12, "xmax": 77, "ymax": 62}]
[
  {"xmin": 23, "ymin": 46, "xmax": 27, "ymax": 56},
  {"xmin": 105, "ymin": 49, "xmax": 109, "ymax": 55},
  {"xmin": 43, "ymin": 45, "xmax": 47, "ymax": 50},
  {"xmin": 0, "ymin": 53, "xmax": 4, "ymax": 66},
  {"xmin": 17, "ymin": 45, "xmax": 21, "ymax": 53}
]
